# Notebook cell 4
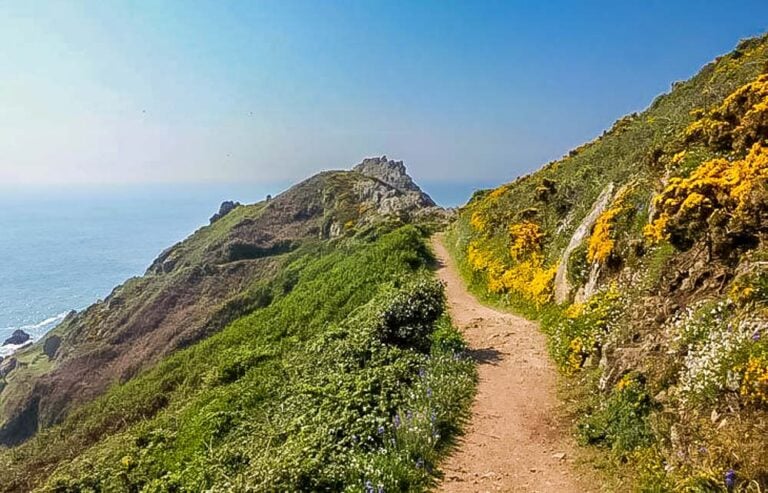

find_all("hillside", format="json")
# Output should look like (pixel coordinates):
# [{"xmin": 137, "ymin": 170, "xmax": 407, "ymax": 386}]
[
  {"xmin": 448, "ymin": 34, "xmax": 768, "ymax": 490},
  {"xmin": 0, "ymin": 158, "xmax": 475, "ymax": 491}
]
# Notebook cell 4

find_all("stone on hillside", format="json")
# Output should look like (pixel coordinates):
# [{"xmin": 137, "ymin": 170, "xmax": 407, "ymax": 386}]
[
  {"xmin": 209, "ymin": 200, "xmax": 241, "ymax": 224},
  {"xmin": 0, "ymin": 358, "xmax": 17, "ymax": 378},
  {"xmin": 43, "ymin": 335, "xmax": 62, "ymax": 359},
  {"xmin": 353, "ymin": 156, "xmax": 436, "ymax": 206},
  {"xmin": 2, "ymin": 330, "xmax": 30, "ymax": 346}
]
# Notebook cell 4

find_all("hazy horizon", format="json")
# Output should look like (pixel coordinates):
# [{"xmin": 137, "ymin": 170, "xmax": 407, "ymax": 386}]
[
  {"xmin": 0, "ymin": 176, "xmax": 496, "ymax": 209},
  {"xmin": 2, "ymin": 1, "xmax": 766, "ymax": 187}
]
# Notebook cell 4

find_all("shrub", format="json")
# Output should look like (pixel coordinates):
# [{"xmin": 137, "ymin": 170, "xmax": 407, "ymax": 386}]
[
  {"xmin": 645, "ymin": 144, "xmax": 768, "ymax": 254},
  {"xmin": 578, "ymin": 373, "xmax": 655, "ymax": 454},
  {"xmin": 465, "ymin": 221, "xmax": 556, "ymax": 306},
  {"xmin": 546, "ymin": 285, "xmax": 624, "ymax": 373},
  {"xmin": 430, "ymin": 316, "xmax": 467, "ymax": 354},
  {"xmin": 375, "ymin": 276, "xmax": 446, "ymax": 353},
  {"xmin": 685, "ymin": 73, "xmax": 768, "ymax": 152},
  {"xmin": 673, "ymin": 301, "xmax": 761, "ymax": 405},
  {"xmin": 587, "ymin": 187, "xmax": 632, "ymax": 265}
]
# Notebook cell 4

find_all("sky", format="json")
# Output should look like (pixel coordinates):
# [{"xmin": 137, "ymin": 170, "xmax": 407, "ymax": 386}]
[{"xmin": 0, "ymin": 1, "xmax": 766, "ymax": 188}]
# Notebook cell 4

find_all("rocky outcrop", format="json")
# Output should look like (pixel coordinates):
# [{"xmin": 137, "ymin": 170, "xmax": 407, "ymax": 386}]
[
  {"xmin": 0, "ymin": 156, "xmax": 443, "ymax": 446},
  {"xmin": 0, "ymin": 358, "xmax": 17, "ymax": 378},
  {"xmin": 43, "ymin": 336, "xmax": 61, "ymax": 360},
  {"xmin": 353, "ymin": 156, "xmax": 436, "ymax": 206},
  {"xmin": 210, "ymin": 201, "xmax": 241, "ymax": 224},
  {"xmin": 553, "ymin": 183, "xmax": 615, "ymax": 303},
  {"xmin": 350, "ymin": 156, "xmax": 451, "ymax": 227},
  {"xmin": 2, "ymin": 330, "xmax": 30, "ymax": 347}
]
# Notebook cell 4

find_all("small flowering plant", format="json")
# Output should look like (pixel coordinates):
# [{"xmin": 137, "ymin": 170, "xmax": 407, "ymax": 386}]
[
  {"xmin": 673, "ymin": 298, "xmax": 768, "ymax": 407},
  {"xmin": 548, "ymin": 284, "xmax": 624, "ymax": 373},
  {"xmin": 738, "ymin": 337, "xmax": 768, "ymax": 406}
]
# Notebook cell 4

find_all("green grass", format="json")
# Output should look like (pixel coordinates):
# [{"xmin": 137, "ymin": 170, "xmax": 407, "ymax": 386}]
[
  {"xmin": 0, "ymin": 225, "xmax": 476, "ymax": 492},
  {"xmin": 446, "ymin": 34, "xmax": 768, "ymax": 492}
]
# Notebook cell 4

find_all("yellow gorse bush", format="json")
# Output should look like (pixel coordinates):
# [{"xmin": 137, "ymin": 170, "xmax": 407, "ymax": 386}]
[
  {"xmin": 588, "ymin": 187, "xmax": 632, "ymax": 263},
  {"xmin": 685, "ymin": 73, "xmax": 768, "ymax": 152},
  {"xmin": 671, "ymin": 150, "xmax": 687, "ymax": 164},
  {"xmin": 645, "ymin": 143, "xmax": 768, "ymax": 243},
  {"xmin": 468, "ymin": 184, "xmax": 515, "ymax": 236},
  {"xmin": 740, "ymin": 355, "xmax": 768, "ymax": 405},
  {"xmin": 469, "ymin": 210, "xmax": 488, "ymax": 232},
  {"xmin": 466, "ymin": 220, "xmax": 556, "ymax": 306},
  {"xmin": 508, "ymin": 221, "xmax": 545, "ymax": 260},
  {"xmin": 588, "ymin": 206, "xmax": 622, "ymax": 263}
]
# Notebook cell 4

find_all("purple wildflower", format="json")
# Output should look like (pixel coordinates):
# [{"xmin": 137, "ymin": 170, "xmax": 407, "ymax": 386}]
[
  {"xmin": 725, "ymin": 469, "xmax": 736, "ymax": 490},
  {"xmin": 415, "ymin": 458, "xmax": 424, "ymax": 469},
  {"xmin": 378, "ymin": 486, "xmax": 385, "ymax": 493},
  {"xmin": 364, "ymin": 480, "xmax": 375, "ymax": 493},
  {"xmin": 426, "ymin": 387, "xmax": 433, "ymax": 398},
  {"xmin": 393, "ymin": 414, "xmax": 401, "ymax": 428},
  {"xmin": 406, "ymin": 410, "xmax": 413, "ymax": 421},
  {"xmin": 418, "ymin": 368, "xmax": 426, "ymax": 378},
  {"xmin": 377, "ymin": 425, "xmax": 385, "ymax": 435},
  {"xmin": 753, "ymin": 330, "xmax": 761, "ymax": 342}
]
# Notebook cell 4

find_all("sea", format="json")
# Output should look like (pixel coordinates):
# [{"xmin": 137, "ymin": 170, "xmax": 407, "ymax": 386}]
[{"xmin": 0, "ymin": 180, "xmax": 489, "ymax": 358}]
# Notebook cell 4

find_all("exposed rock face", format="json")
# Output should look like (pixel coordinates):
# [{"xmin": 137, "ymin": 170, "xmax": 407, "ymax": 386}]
[
  {"xmin": 353, "ymin": 156, "xmax": 436, "ymax": 206},
  {"xmin": 553, "ymin": 183, "xmax": 615, "ymax": 303},
  {"xmin": 2, "ymin": 330, "xmax": 30, "ymax": 347},
  {"xmin": 0, "ymin": 358, "xmax": 17, "ymax": 378},
  {"xmin": 43, "ymin": 336, "xmax": 61, "ymax": 360},
  {"xmin": 210, "ymin": 201, "xmax": 241, "ymax": 224}
]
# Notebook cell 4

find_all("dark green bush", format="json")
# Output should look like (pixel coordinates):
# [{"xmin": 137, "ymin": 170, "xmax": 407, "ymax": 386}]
[
  {"xmin": 578, "ymin": 373, "xmax": 655, "ymax": 454},
  {"xmin": 376, "ymin": 276, "xmax": 446, "ymax": 352}
]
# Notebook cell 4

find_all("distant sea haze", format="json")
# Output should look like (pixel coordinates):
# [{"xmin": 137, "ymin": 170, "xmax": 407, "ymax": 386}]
[{"xmin": 0, "ymin": 180, "xmax": 486, "ymax": 356}]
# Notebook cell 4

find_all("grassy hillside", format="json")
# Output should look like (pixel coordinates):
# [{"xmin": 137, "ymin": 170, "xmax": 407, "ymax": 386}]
[
  {"xmin": 0, "ymin": 225, "xmax": 475, "ymax": 491},
  {"xmin": 448, "ymin": 34, "xmax": 768, "ymax": 491},
  {"xmin": 0, "ymin": 162, "xmax": 445, "ymax": 447}
]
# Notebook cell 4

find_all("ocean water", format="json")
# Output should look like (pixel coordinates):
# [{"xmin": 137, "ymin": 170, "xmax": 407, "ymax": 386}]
[
  {"xmin": 0, "ymin": 179, "xmax": 487, "ymax": 358},
  {"xmin": 0, "ymin": 184, "xmax": 278, "ymax": 357}
]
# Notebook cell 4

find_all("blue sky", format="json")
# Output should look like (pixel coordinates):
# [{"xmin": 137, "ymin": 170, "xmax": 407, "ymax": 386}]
[{"xmin": 0, "ymin": 1, "xmax": 765, "ymax": 187}]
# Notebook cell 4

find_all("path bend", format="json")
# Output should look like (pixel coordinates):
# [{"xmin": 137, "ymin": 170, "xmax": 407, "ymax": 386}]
[{"xmin": 433, "ymin": 235, "xmax": 592, "ymax": 493}]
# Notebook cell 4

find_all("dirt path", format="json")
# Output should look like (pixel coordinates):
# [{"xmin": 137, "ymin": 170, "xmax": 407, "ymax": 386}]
[{"xmin": 432, "ymin": 235, "xmax": 591, "ymax": 493}]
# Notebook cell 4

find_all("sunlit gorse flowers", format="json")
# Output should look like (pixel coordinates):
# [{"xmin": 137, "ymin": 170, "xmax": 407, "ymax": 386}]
[{"xmin": 448, "ymin": 35, "xmax": 768, "ymax": 491}]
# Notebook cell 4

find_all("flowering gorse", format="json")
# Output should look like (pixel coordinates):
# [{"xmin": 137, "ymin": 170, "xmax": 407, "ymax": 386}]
[
  {"xmin": 548, "ymin": 284, "xmax": 625, "ymax": 373},
  {"xmin": 466, "ymin": 220, "xmax": 556, "ymax": 306}
]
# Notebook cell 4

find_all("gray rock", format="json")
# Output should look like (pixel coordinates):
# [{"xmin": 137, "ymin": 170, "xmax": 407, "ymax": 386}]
[
  {"xmin": 43, "ymin": 335, "xmax": 62, "ymax": 359},
  {"xmin": 2, "ymin": 330, "xmax": 30, "ymax": 346},
  {"xmin": 210, "ymin": 200, "xmax": 241, "ymax": 224},
  {"xmin": 0, "ymin": 358, "xmax": 17, "ymax": 378},
  {"xmin": 353, "ymin": 156, "xmax": 436, "ymax": 206}
]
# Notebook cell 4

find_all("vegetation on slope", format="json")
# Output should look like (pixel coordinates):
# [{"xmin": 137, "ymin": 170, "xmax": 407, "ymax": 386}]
[
  {"xmin": 0, "ymin": 225, "xmax": 475, "ymax": 492},
  {"xmin": 448, "ymin": 34, "xmax": 768, "ymax": 491},
  {"xmin": 0, "ymin": 159, "xmax": 445, "ymax": 447}
]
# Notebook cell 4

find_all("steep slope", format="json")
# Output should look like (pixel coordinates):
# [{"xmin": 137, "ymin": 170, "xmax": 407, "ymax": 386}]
[
  {"xmin": 448, "ymin": 35, "xmax": 768, "ymax": 490},
  {"xmin": 0, "ymin": 156, "xmax": 446, "ymax": 447},
  {"xmin": 0, "ymin": 158, "xmax": 477, "ymax": 492}
]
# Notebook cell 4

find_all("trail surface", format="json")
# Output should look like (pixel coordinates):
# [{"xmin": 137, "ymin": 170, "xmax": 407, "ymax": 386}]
[{"xmin": 432, "ymin": 235, "xmax": 591, "ymax": 493}]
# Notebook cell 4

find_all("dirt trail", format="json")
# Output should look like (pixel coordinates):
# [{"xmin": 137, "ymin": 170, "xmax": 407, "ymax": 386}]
[{"xmin": 432, "ymin": 235, "xmax": 591, "ymax": 493}]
